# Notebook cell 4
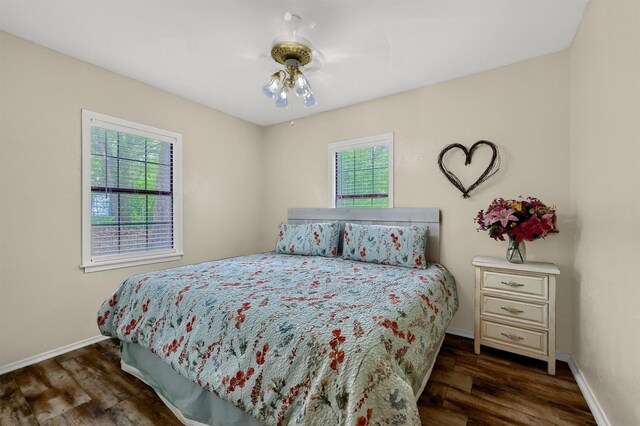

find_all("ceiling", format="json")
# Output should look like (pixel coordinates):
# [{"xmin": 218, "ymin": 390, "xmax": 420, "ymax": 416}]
[{"xmin": 0, "ymin": 0, "xmax": 588, "ymax": 126}]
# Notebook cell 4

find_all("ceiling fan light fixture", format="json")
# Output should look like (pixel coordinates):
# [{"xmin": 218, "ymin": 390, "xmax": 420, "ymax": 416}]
[
  {"xmin": 262, "ymin": 71, "xmax": 283, "ymax": 100},
  {"xmin": 294, "ymin": 73, "xmax": 310, "ymax": 97},
  {"xmin": 262, "ymin": 40, "xmax": 318, "ymax": 109},
  {"xmin": 303, "ymin": 91, "xmax": 317, "ymax": 107},
  {"xmin": 275, "ymin": 89, "xmax": 288, "ymax": 108}
]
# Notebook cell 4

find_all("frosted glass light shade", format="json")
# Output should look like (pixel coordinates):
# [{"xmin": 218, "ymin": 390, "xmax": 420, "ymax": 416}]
[
  {"xmin": 275, "ymin": 89, "xmax": 288, "ymax": 108},
  {"xmin": 294, "ymin": 74, "xmax": 310, "ymax": 97},
  {"xmin": 303, "ymin": 90, "xmax": 316, "ymax": 107},
  {"xmin": 262, "ymin": 75, "xmax": 281, "ymax": 100}
]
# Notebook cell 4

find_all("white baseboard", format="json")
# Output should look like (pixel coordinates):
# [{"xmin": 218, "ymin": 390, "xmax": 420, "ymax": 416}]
[
  {"xmin": 0, "ymin": 335, "xmax": 110, "ymax": 375},
  {"xmin": 566, "ymin": 355, "xmax": 611, "ymax": 426},
  {"xmin": 444, "ymin": 327, "xmax": 609, "ymax": 426},
  {"xmin": 446, "ymin": 326, "xmax": 474, "ymax": 339},
  {"xmin": 446, "ymin": 329, "xmax": 570, "ymax": 363}
]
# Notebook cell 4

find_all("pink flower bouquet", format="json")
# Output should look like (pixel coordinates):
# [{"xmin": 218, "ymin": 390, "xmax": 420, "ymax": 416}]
[{"xmin": 475, "ymin": 197, "xmax": 558, "ymax": 242}]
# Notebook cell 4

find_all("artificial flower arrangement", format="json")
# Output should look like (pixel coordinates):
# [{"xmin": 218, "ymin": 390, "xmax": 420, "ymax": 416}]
[{"xmin": 475, "ymin": 197, "xmax": 558, "ymax": 263}]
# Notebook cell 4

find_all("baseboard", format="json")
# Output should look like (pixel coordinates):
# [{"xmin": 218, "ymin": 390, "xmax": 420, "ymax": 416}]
[
  {"xmin": 566, "ymin": 355, "xmax": 611, "ymax": 426},
  {"xmin": 446, "ymin": 326, "xmax": 475, "ymax": 339},
  {"xmin": 0, "ymin": 335, "xmax": 110, "ymax": 375},
  {"xmin": 444, "ymin": 328, "xmax": 609, "ymax": 424},
  {"xmin": 446, "ymin": 329, "xmax": 573, "ymax": 363}
]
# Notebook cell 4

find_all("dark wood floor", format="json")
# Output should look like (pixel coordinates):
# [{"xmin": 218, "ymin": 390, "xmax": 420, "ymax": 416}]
[
  {"xmin": 418, "ymin": 335, "xmax": 595, "ymax": 425},
  {"xmin": 0, "ymin": 335, "xmax": 595, "ymax": 425}
]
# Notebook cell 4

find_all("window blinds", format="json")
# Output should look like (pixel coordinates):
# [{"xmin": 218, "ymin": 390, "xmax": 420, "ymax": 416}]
[
  {"xmin": 90, "ymin": 127, "xmax": 174, "ymax": 257},
  {"xmin": 335, "ymin": 145, "xmax": 389, "ymax": 208}
]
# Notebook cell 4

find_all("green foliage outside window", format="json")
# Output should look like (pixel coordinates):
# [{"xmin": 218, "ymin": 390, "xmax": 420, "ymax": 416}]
[
  {"xmin": 336, "ymin": 145, "xmax": 389, "ymax": 208},
  {"xmin": 90, "ymin": 127, "xmax": 173, "ymax": 255},
  {"xmin": 91, "ymin": 128, "xmax": 172, "ymax": 225}
]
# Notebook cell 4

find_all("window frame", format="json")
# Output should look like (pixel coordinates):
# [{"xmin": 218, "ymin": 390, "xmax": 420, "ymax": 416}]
[
  {"xmin": 81, "ymin": 110, "xmax": 183, "ymax": 273},
  {"xmin": 328, "ymin": 132, "xmax": 394, "ymax": 208}
]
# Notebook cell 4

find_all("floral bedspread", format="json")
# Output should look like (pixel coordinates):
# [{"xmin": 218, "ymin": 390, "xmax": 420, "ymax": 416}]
[{"xmin": 97, "ymin": 253, "xmax": 458, "ymax": 425}]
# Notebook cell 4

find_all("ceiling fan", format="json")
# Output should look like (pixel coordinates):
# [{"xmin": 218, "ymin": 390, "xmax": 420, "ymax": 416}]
[
  {"xmin": 261, "ymin": 12, "xmax": 323, "ymax": 108},
  {"xmin": 259, "ymin": 11, "xmax": 391, "ymax": 114}
]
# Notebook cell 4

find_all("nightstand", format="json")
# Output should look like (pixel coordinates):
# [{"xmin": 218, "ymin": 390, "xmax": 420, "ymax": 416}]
[{"xmin": 472, "ymin": 256, "xmax": 560, "ymax": 374}]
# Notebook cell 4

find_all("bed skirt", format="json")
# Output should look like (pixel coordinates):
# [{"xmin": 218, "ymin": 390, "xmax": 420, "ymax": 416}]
[
  {"xmin": 120, "ymin": 336, "xmax": 444, "ymax": 426},
  {"xmin": 121, "ymin": 342, "xmax": 263, "ymax": 426}
]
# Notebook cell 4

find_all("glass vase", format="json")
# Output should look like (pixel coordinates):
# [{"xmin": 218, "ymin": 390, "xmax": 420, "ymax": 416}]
[{"xmin": 506, "ymin": 235, "xmax": 526, "ymax": 263}]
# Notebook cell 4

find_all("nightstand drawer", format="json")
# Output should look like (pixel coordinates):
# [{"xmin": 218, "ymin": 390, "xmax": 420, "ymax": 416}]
[
  {"xmin": 482, "ymin": 271, "xmax": 548, "ymax": 300},
  {"xmin": 481, "ymin": 320, "xmax": 548, "ymax": 355},
  {"xmin": 481, "ymin": 295, "xmax": 548, "ymax": 327}
]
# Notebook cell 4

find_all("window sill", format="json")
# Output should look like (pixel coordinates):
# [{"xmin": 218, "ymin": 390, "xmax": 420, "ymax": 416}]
[{"xmin": 81, "ymin": 252, "xmax": 184, "ymax": 273}]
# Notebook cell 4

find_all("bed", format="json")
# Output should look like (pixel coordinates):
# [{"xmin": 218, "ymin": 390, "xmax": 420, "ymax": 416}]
[{"xmin": 97, "ymin": 208, "xmax": 458, "ymax": 425}]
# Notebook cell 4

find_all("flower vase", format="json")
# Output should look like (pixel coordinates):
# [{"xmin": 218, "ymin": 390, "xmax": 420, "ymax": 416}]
[{"xmin": 506, "ymin": 235, "xmax": 526, "ymax": 263}]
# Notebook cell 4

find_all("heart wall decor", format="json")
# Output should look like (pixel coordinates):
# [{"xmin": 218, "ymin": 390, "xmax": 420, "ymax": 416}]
[{"xmin": 437, "ymin": 140, "xmax": 501, "ymax": 199}]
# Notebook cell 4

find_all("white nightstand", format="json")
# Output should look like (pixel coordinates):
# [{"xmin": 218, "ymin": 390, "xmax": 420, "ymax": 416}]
[{"xmin": 472, "ymin": 256, "xmax": 560, "ymax": 375}]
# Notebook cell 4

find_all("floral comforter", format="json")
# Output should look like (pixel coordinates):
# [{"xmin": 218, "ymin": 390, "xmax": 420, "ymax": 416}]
[{"xmin": 97, "ymin": 253, "xmax": 458, "ymax": 425}]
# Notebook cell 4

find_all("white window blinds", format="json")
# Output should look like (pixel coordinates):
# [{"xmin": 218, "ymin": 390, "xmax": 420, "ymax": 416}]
[
  {"xmin": 90, "ymin": 128, "xmax": 174, "ymax": 255},
  {"xmin": 82, "ymin": 110, "xmax": 183, "ymax": 272},
  {"xmin": 335, "ymin": 145, "xmax": 390, "ymax": 208},
  {"xmin": 329, "ymin": 133, "xmax": 394, "ymax": 208}
]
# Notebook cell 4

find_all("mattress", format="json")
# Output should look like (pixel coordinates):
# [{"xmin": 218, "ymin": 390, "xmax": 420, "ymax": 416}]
[{"xmin": 98, "ymin": 252, "xmax": 458, "ymax": 425}]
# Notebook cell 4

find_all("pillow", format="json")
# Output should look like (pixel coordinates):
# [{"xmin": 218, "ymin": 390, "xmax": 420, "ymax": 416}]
[
  {"xmin": 275, "ymin": 221, "xmax": 340, "ymax": 257},
  {"xmin": 342, "ymin": 223, "xmax": 428, "ymax": 268}
]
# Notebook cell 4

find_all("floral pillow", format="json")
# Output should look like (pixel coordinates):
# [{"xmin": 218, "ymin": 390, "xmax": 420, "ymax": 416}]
[
  {"xmin": 342, "ymin": 223, "xmax": 428, "ymax": 268},
  {"xmin": 275, "ymin": 222, "xmax": 340, "ymax": 257}
]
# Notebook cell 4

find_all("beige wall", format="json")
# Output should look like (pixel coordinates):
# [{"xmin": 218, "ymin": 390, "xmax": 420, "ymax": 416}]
[
  {"xmin": 570, "ymin": 0, "xmax": 640, "ymax": 424},
  {"xmin": 260, "ymin": 52, "xmax": 574, "ymax": 352},
  {"xmin": 0, "ymin": 32, "xmax": 265, "ymax": 365}
]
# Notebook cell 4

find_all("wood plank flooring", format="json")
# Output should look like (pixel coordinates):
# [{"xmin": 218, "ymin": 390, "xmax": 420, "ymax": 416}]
[
  {"xmin": 418, "ymin": 335, "xmax": 596, "ymax": 426},
  {"xmin": 0, "ymin": 335, "xmax": 595, "ymax": 425}
]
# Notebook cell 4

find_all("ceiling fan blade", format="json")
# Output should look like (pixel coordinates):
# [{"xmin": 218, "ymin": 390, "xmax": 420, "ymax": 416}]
[
  {"xmin": 234, "ymin": 9, "xmax": 391, "ymax": 85},
  {"xmin": 302, "ymin": 50, "xmax": 325, "ymax": 74},
  {"xmin": 319, "ymin": 31, "xmax": 391, "ymax": 66}
]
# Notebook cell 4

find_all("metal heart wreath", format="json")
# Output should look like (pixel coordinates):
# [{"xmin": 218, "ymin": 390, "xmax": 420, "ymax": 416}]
[{"xmin": 437, "ymin": 140, "xmax": 500, "ymax": 198}]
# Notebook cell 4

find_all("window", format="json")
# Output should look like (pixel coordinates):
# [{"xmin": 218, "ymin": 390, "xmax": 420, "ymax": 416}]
[
  {"xmin": 81, "ymin": 110, "xmax": 183, "ymax": 272},
  {"xmin": 329, "ymin": 133, "xmax": 393, "ymax": 208}
]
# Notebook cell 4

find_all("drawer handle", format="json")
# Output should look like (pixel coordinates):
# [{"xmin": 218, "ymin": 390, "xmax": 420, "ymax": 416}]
[
  {"xmin": 501, "ymin": 306, "xmax": 524, "ymax": 314},
  {"xmin": 501, "ymin": 281, "xmax": 525, "ymax": 287},
  {"xmin": 501, "ymin": 332, "xmax": 524, "ymax": 341}
]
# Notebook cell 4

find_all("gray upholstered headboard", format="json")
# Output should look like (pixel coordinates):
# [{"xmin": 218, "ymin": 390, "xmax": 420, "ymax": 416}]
[{"xmin": 287, "ymin": 208, "xmax": 441, "ymax": 263}]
